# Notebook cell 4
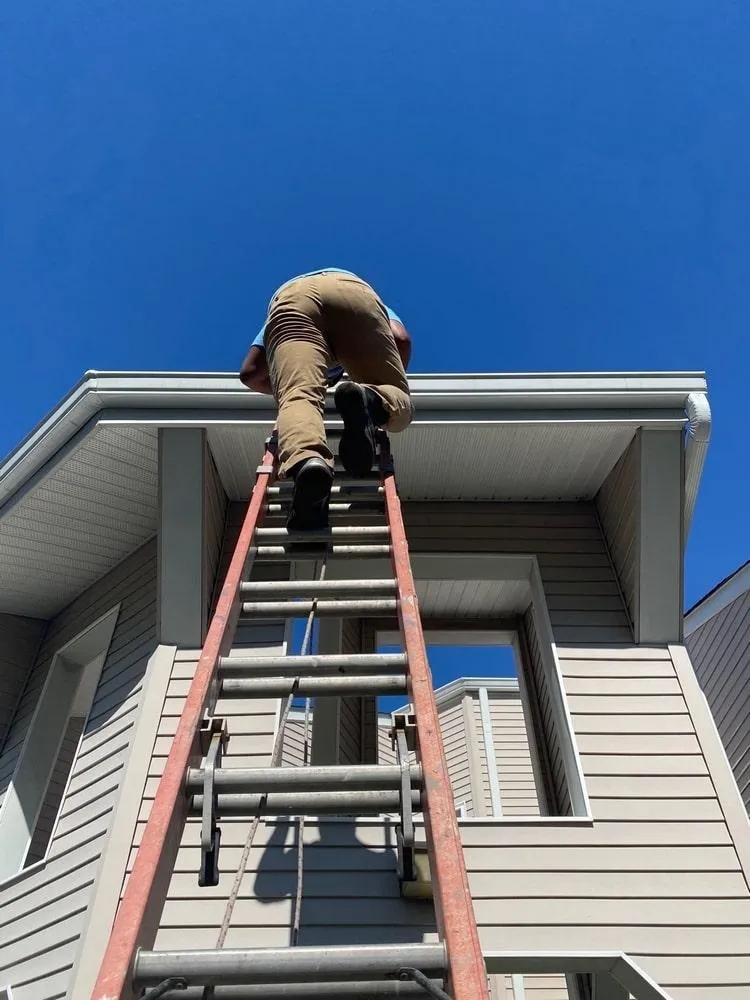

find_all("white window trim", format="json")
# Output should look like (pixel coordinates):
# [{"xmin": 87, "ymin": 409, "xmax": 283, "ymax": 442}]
[
  {"xmin": 0, "ymin": 604, "xmax": 120, "ymax": 885},
  {"xmin": 374, "ymin": 553, "xmax": 591, "ymax": 822}
]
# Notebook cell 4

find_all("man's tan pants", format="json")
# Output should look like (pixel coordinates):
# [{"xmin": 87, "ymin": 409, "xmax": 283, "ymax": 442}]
[{"xmin": 265, "ymin": 271, "xmax": 413, "ymax": 477}]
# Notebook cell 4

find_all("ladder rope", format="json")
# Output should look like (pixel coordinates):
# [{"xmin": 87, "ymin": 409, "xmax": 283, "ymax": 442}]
[{"xmin": 216, "ymin": 556, "xmax": 326, "ymax": 949}]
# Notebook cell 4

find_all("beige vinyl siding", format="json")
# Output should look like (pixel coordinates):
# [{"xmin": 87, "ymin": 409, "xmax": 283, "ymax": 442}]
[
  {"xmin": 464, "ymin": 643, "xmax": 750, "ymax": 1000},
  {"xmin": 686, "ymin": 589, "xmax": 750, "ymax": 811},
  {"xmin": 204, "ymin": 444, "xmax": 228, "ymax": 618},
  {"xmin": 439, "ymin": 697, "xmax": 474, "ymax": 814},
  {"xmin": 487, "ymin": 690, "xmax": 541, "ymax": 817},
  {"xmin": 128, "ymin": 620, "xmax": 287, "ymax": 951},
  {"xmin": 134, "ymin": 500, "xmax": 750, "ymax": 999},
  {"xmin": 280, "ymin": 716, "xmax": 310, "ymax": 767},
  {"xmin": 378, "ymin": 722, "xmax": 397, "ymax": 765},
  {"xmin": 0, "ymin": 539, "xmax": 157, "ymax": 1000},
  {"xmin": 402, "ymin": 501, "xmax": 633, "ymax": 644},
  {"xmin": 0, "ymin": 613, "xmax": 46, "ymax": 797},
  {"xmin": 595, "ymin": 437, "xmax": 637, "ymax": 628}
]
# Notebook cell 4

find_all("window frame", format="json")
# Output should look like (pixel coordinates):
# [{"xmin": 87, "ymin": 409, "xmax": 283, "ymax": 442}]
[
  {"xmin": 0, "ymin": 604, "xmax": 120, "ymax": 884},
  {"xmin": 374, "ymin": 553, "xmax": 591, "ymax": 823}
]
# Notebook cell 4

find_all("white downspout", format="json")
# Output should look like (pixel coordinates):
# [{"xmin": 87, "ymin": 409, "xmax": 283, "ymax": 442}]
[{"xmin": 683, "ymin": 391, "xmax": 711, "ymax": 542}]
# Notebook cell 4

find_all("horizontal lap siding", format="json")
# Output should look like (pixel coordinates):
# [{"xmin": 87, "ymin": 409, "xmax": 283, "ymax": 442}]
[
  {"xmin": 378, "ymin": 724, "xmax": 397, "ymax": 765},
  {"xmin": 280, "ymin": 716, "xmax": 309, "ymax": 767},
  {"xmin": 402, "ymin": 502, "xmax": 632, "ymax": 643},
  {"xmin": 133, "ymin": 623, "xmax": 287, "ymax": 950},
  {"xmin": 441, "ymin": 698, "xmax": 475, "ymax": 814},
  {"xmin": 0, "ymin": 539, "xmax": 157, "ymax": 1000},
  {"xmin": 487, "ymin": 691, "xmax": 541, "ymax": 817},
  {"xmin": 156, "ymin": 818, "xmax": 435, "ymax": 949},
  {"xmin": 0, "ymin": 613, "xmax": 47, "ymax": 805},
  {"xmin": 399, "ymin": 502, "xmax": 750, "ymax": 996},
  {"xmin": 686, "ymin": 590, "xmax": 750, "ymax": 811},
  {"xmin": 138, "ymin": 500, "xmax": 750, "ymax": 998}
]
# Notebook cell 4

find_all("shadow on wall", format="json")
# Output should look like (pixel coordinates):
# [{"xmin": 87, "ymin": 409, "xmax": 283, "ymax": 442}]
[{"xmin": 254, "ymin": 817, "xmax": 436, "ymax": 946}]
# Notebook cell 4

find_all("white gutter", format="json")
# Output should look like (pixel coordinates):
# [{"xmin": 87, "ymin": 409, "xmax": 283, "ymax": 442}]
[
  {"xmin": 0, "ymin": 370, "xmax": 708, "ymax": 514},
  {"xmin": 683, "ymin": 391, "xmax": 712, "ymax": 541}
]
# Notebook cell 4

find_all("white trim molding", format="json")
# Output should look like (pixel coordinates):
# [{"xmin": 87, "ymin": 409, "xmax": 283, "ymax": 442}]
[
  {"xmin": 0, "ymin": 604, "xmax": 120, "ymax": 884},
  {"xmin": 635, "ymin": 429, "xmax": 684, "ymax": 644},
  {"xmin": 68, "ymin": 643, "xmax": 178, "ymax": 1000}
]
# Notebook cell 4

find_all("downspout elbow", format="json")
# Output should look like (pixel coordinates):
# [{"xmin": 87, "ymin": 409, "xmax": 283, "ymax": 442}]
[{"xmin": 684, "ymin": 391, "xmax": 711, "ymax": 541}]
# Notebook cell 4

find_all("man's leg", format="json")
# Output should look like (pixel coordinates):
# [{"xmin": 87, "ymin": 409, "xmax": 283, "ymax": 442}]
[
  {"xmin": 319, "ymin": 272, "xmax": 413, "ymax": 474},
  {"xmin": 265, "ymin": 280, "xmax": 334, "ymax": 477},
  {"xmin": 265, "ymin": 278, "xmax": 333, "ymax": 528}
]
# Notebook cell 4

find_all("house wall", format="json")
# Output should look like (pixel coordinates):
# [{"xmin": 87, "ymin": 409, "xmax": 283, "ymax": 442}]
[
  {"xmin": 204, "ymin": 443, "xmax": 228, "ymax": 619},
  {"xmin": 101, "ymin": 500, "xmax": 750, "ymax": 1000},
  {"xmin": 686, "ymin": 588, "xmax": 750, "ymax": 812},
  {"xmin": 0, "ymin": 539, "xmax": 158, "ymax": 1000},
  {"xmin": 595, "ymin": 437, "xmax": 637, "ymax": 630},
  {"xmin": 0, "ymin": 613, "xmax": 46, "ymax": 780},
  {"xmin": 522, "ymin": 606, "xmax": 571, "ymax": 815},
  {"xmin": 484, "ymin": 688, "xmax": 541, "ymax": 817}
]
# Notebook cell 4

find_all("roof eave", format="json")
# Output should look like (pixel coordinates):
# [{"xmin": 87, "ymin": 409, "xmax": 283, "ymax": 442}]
[{"xmin": 0, "ymin": 370, "xmax": 709, "ymax": 514}]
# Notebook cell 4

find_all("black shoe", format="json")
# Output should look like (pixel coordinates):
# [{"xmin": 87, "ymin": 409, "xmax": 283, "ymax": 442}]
[
  {"xmin": 334, "ymin": 382, "xmax": 387, "ymax": 477},
  {"xmin": 287, "ymin": 458, "xmax": 333, "ymax": 532}
]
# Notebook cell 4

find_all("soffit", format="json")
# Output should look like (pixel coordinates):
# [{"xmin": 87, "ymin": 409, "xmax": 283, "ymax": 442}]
[
  {"xmin": 0, "ymin": 426, "xmax": 158, "ymax": 617},
  {"xmin": 207, "ymin": 422, "xmax": 637, "ymax": 501},
  {"xmin": 0, "ymin": 370, "xmax": 705, "ymax": 619}
]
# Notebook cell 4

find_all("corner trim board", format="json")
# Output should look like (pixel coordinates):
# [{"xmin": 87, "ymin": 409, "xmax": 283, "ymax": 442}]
[{"xmin": 67, "ymin": 643, "xmax": 178, "ymax": 1000}]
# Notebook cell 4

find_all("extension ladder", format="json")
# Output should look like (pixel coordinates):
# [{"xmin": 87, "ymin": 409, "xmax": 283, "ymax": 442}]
[{"xmin": 92, "ymin": 423, "xmax": 489, "ymax": 1000}]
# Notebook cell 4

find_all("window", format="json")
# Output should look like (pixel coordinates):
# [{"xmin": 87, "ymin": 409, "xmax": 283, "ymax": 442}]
[
  {"xmin": 0, "ymin": 606, "xmax": 119, "ymax": 881},
  {"xmin": 376, "ymin": 608, "xmax": 588, "ymax": 818}
]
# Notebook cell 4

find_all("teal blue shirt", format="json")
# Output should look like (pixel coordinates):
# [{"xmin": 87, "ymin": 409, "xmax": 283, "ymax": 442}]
[{"xmin": 251, "ymin": 268, "xmax": 402, "ymax": 350}]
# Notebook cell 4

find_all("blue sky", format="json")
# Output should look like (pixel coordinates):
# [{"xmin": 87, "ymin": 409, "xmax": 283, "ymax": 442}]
[{"xmin": 2, "ymin": 0, "xmax": 748, "ymax": 609}]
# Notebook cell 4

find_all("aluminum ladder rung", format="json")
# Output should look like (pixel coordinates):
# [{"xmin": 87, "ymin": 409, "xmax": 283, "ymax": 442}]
[
  {"xmin": 266, "ymin": 504, "xmax": 384, "ymax": 517},
  {"xmin": 134, "ymin": 942, "xmax": 447, "ymax": 987},
  {"xmin": 268, "ymin": 474, "xmax": 381, "ymax": 489},
  {"xmin": 165, "ymin": 980, "xmax": 441, "ymax": 999},
  {"xmin": 240, "ymin": 579, "xmax": 396, "ymax": 598},
  {"xmin": 241, "ymin": 598, "xmax": 398, "ymax": 618},
  {"xmin": 255, "ymin": 525, "xmax": 389, "ymax": 541},
  {"xmin": 220, "ymin": 673, "xmax": 407, "ymax": 698},
  {"xmin": 191, "ymin": 789, "xmax": 421, "ymax": 816},
  {"xmin": 267, "ymin": 484, "xmax": 384, "ymax": 497},
  {"xmin": 218, "ymin": 652, "xmax": 407, "ymax": 676},
  {"xmin": 253, "ymin": 544, "xmax": 392, "ymax": 560},
  {"xmin": 186, "ymin": 763, "xmax": 421, "ymax": 795}
]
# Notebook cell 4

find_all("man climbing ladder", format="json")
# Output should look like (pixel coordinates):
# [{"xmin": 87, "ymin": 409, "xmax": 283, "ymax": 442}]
[{"xmin": 240, "ymin": 268, "xmax": 414, "ymax": 530}]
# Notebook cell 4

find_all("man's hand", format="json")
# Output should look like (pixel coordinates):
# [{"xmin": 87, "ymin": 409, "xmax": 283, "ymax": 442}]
[
  {"xmin": 390, "ymin": 319, "xmax": 412, "ymax": 369},
  {"xmin": 239, "ymin": 345, "xmax": 273, "ymax": 395}
]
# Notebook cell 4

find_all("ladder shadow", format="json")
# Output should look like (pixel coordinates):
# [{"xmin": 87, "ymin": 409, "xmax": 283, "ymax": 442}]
[{"xmin": 254, "ymin": 816, "xmax": 436, "ymax": 947}]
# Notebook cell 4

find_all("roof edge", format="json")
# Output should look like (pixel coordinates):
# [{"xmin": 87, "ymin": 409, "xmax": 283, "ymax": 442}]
[
  {"xmin": 685, "ymin": 560, "xmax": 750, "ymax": 634},
  {"xmin": 1, "ymin": 369, "xmax": 708, "ymax": 513}
]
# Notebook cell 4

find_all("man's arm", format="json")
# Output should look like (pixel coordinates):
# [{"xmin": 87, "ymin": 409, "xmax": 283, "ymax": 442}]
[
  {"xmin": 239, "ymin": 345, "xmax": 274, "ymax": 395},
  {"xmin": 390, "ymin": 319, "xmax": 412, "ymax": 369}
]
